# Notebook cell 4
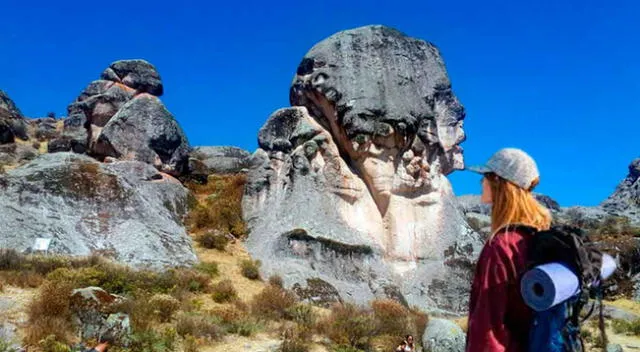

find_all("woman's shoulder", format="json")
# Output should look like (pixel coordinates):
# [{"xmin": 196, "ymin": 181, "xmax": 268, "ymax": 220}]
[{"xmin": 489, "ymin": 224, "xmax": 535, "ymax": 248}]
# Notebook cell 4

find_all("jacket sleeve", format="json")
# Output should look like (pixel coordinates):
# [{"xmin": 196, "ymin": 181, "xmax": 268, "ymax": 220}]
[{"xmin": 466, "ymin": 239, "xmax": 514, "ymax": 352}]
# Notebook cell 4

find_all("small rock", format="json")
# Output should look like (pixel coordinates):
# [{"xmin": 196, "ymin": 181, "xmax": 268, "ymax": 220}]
[
  {"xmin": 423, "ymin": 318, "xmax": 465, "ymax": 352},
  {"xmin": 607, "ymin": 344, "xmax": 623, "ymax": 352}
]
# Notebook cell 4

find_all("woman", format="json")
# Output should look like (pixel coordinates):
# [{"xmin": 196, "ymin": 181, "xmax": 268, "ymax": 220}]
[{"xmin": 465, "ymin": 148, "xmax": 552, "ymax": 352}]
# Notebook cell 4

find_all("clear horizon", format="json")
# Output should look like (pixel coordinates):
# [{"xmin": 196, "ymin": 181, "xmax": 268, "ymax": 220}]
[{"xmin": 1, "ymin": 0, "xmax": 638, "ymax": 207}]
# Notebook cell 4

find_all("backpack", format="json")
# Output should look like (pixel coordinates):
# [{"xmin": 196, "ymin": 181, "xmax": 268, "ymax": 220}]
[{"xmin": 516, "ymin": 224, "xmax": 607, "ymax": 352}]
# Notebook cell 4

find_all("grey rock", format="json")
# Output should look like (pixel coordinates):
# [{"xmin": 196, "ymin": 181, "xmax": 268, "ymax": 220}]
[
  {"xmin": 602, "ymin": 305, "xmax": 640, "ymax": 322},
  {"xmin": 0, "ymin": 152, "xmax": 196, "ymax": 268},
  {"xmin": 70, "ymin": 287, "xmax": 131, "ymax": 346},
  {"xmin": 101, "ymin": 60, "xmax": 163, "ymax": 96},
  {"xmin": 0, "ymin": 90, "xmax": 28, "ymax": 144},
  {"xmin": 422, "ymin": 318, "xmax": 465, "ymax": 352},
  {"xmin": 607, "ymin": 344, "xmax": 623, "ymax": 352},
  {"xmin": 32, "ymin": 117, "xmax": 59, "ymax": 141},
  {"xmin": 0, "ymin": 143, "xmax": 38, "ymax": 167},
  {"xmin": 95, "ymin": 95, "xmax": 190, "ymax": 176},
  {"xmin": 602, "ymin": 158, "xmax": 640, "ymax": 221},
  {"xmin": 245, "ymin": 26, "xmax": 482, "ymax": 315},
  {"xmin": 189, "ymin": 146, "xmax": 251, "ymax": 175},
  {"xmin": 0, "ymin": 321, "xmax": 19, "ymax": 351}
]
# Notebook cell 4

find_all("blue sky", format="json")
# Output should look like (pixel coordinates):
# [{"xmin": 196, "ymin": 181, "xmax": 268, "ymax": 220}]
[{"xmin": 1, "ymin": 0, "xmax": 638, "ymax": 206}]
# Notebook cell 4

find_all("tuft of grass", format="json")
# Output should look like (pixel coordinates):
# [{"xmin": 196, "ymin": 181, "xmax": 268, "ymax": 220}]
[
  {"xmin": 194, "ymin": 261, "xmax": 219, "ymax": 277},
  {"xmin": 279, "ymin": 326, "xmax": 309, "ymax": 352},
  {"xmin": 269, "ymin": 274, "xmax": 284, "ymax": 288},
  {"xmin": 240, "ymin": 259, "xmax": 261, "ymax": 281},
  {"xmin": 286, "ymin": 304, "xmax": 317, "ymax": 338},
  {"xmin": 38, "ymin": 335, "xmax": 71, "ymax": 352},
  {"xmin": 251, "ymin": 285, "xmax": 297, "ymax": 321},
  {"xmin": 126, "ymin": 328, "xmax": 177, "ymax": 352},
  {"xmin": 612, "ymin": 318, "xmax": 640, "ymax": 336},
  {"xmin": 211, "ymin": 279, "xmax": 238, "ymax": 303},
  {"xmin": 24, "ymin": 280, "xmax": 75, "ymax": 346}
]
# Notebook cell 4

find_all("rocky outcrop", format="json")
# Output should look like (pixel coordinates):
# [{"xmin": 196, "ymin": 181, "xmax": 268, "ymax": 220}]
[
  {"xmin": 70, "ymin": 287, "xmax": 130, "ymax": 344},
  {"xmin": 244, "ymin": 25, "xmax": 481, "ymax": 315},
  {"xmin": 0, "ymin": 152, "xmax": 196, "ymax": 268},
  {"xmin": 602, "ymin": 158, "xmax": 640, "ymax": 219},
  {"xmin": 0, "ymin": 90, "xmax": 28, "ymax": 144},
  {"xmin": 188, "ymin": 146, "xmax": 251, "ymax": 177},
  {"xmin": 422, "ymin": 318, "xmax": 465, "ymax": 352},
  {"xmin": 50, "ymin": 60, "xmax": 189, "ymax": 175}
]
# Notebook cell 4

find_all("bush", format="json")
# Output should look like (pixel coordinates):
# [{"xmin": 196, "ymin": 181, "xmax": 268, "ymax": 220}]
[
  {"xmin": 324, "ymin": 303, "xmax": 375, "ymax": 349},
  {"xmin": 286, "ymin": 304, "xmax": 316, "ymax": 338},
  {"xmin": 240, "ymin": 259, "xmax": 261, "ymax": 280},
  {"xmin": 371, "ymin": 299, "xmax": 410, "ymax": 336},
  {"xmin": 38, "ymin": 335, "xmax": 70, "ymax": 352},
  {"xmin": 211, "ymin": 280, "xmax": 238, "ymax": 303},
  {"xmin": 251, "ymin": 285, "xmax": 297, "ymax": 320},
  {"xmin": 279, "ymin": 326, "xmax": 309, "ymax": 352},
  {"xmin": 226, "ymin": 317, "xmax": 262, "ymax": 337},
  {"xmin": 24, "ymin": 280, "xmax": 74, "ymax": 346},
  {"xmin": 185, "ymin": 174, "xmax": 248, "ymax": 238},
  {"xmin": 269, "ymin": 275, "xmax": 284, "ymax": 288},
  {"xmin": 183, "ymin": 335, "xmax": 199, "ymax": 352},
  {"xmin": 0, "ymin": 271, "xmax": 43, "ymax": 288},
  {"xmin": 176, "ymin": 313, "xmax": 224, "ymax": 340},
  {"xmin": 196, "ymin": 232, "xmax": 229, "ymax": 251},
  {"xmin": 149, "ymin": 294, "xmax": 181, "ymax": 323},
  {"xmin": 612, "ymin": 318, "xmax": 640, "ymax": 336},
  {"xmin": 195, "ymin": 262, "xmax": 219, "ymax": 277},
  {"xmin": 0, "ymin": 249, "xmax": 24, "ymax": 271},
  {"xmin": 128, "ymin": 328, "xmax": 177, "ymax": 352}
]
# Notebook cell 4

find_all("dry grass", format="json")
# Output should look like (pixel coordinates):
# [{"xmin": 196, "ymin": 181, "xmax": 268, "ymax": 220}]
[
  {"xmin": 196, "ymin": 232, "xmax": 230, "ymax": 251},
  {"xmin": 185, "ymin": 174, "xmax": 248, "ymax": 238},
  {"xmin": 371, "ymin": 299, "xmax": 410, "ymax": 337},
  {"xmin": 176, "ymin": 313, "xmax": 224, "ymax": 341},
  {"xmin": 251, "ymin": 285, "xmax": 297, "ymax": 321},
  {"xmin": 24, "ymin": 280, "xmax": 75, "ymax": 346},
  {"xmin": 322, "ymin": 303, "xmax": 375, "ymax": 349},
  {"xmin": 149, "ymin": 294, "xmax": 181, "ymax": 323}
]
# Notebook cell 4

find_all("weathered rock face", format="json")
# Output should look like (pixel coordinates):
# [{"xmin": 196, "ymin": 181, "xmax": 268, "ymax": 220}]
[
  {"xmin": 188, "ymin": 146, "xmax": 251, "ymax": 176},
  {"xmin": 244, "ymin": 26, "xmax": 482, "ymax": 315},
  {"xmin": 51, "ymin": 60, "xmax": 189, "ymax": 175},
  {"xmin": 0, "ymin": 152, "xmax": 197, "ymax": 268},
  {"xmin": 422, "ymin": 318, "xmax": 466, "ymax": 352},
  {"xmin": 70, "ymin": 287, "xmax": 131, "ymax": 345},
  {"xmin": 0, "ymin": 90, "xmax": 28, "ymax": 144},
  {"xmin": 602, "ymin": 158, "xmax": 640, "ymax": 219},
  {"xmin": 94, "ymin": 94, "xmax": 190, "ymax": 175}
]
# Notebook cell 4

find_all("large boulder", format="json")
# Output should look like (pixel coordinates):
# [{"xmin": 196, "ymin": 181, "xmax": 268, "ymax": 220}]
[
  {"xmin": 189, "ymin": 146, "xmax": 251, "ymax": 175},
  {"xmin": 0, "ymin": 152, "xmax": 196, "ymax": 268},
  {"xmin": 243, "ymin": 26, "xmax": 482, "ymax": 315},
  {"xmin": 50, "ymin": 60, "xmax": 188, "ymax": 175},
  {"xmin": 602, "ymin": 158, "xmax": 640, "ymax": 221},
  {"xmin": 0, "ymin": 90, "xmax": 28, "ymax": 144},
  {"xmin": 94, "ymin": 94, "xmax": 190, "ymax": 176}
]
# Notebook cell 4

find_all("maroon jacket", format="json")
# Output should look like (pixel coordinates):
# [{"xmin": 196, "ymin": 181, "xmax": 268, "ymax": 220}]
[{"xmin": 466, "ymin": 226, "xmax": 534, "ymax": 352}]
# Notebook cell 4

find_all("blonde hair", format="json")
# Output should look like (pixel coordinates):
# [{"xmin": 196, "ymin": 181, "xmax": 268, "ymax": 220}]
[{"xmin": 486, "ymin": 173, "xmax": 552, "ymax": 236}]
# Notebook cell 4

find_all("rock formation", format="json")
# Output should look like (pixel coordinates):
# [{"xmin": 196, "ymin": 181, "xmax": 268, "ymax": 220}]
[
  {"xmin": 188, "ymin": 146, "xmax": 252, "ymax": 179},
  {"xmin": 0, "ymin": 152, "xmax": 197, "ymax": 268},
  {"xmin": 0, "ymin": 90, "xmax": 28, "ymax": 144},
  {"xmin": 243, "ymin": 25, "xmax": 482, "ymax": 315},
  {"xmin": 50, "ymin": 60, "xmax": 189, "ymax": 176},
  {"xmin": 602, "ymin": 158, "xmax": 640, "ymax": 220}
]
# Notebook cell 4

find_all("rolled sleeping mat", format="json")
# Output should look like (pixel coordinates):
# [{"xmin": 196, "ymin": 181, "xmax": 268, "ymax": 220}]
[
  {"xmin": 521, "ymin": 254, "xmax": 618, "ymax": 312},
  {"xmin": 600, "ymin": 253, "xmax": 616, "ymax": 280},
  {"xmin": 521, "ymin": 263, "xmax": 580, "ymax": 312}
]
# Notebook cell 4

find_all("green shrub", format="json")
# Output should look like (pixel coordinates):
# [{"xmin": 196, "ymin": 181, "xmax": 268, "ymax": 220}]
[
  {"xmin": 286, "ymin": 304, "xmax": 316, "ymax": 338},
  {"xmin": 240, "ymin": 259, "xmax": 261, "ymax": 280},
  {"xmin": 195, "ymin": 262, "xmax": 219, "ymax": 277},
  {"xmin": 128, "ymin": 328, "xmax": 177, "ymax": 352},
  {"xmin": 211, "ymin": 280, "xmax": 238, "ymax": 303},
  {"xmin": 197, "ymin": 232, "xmax": 230, "ymax": 251},
  {"xmin": 0, "ymin": 338, "xmax": 17, "ymax": 352},
  {"xmin": 149, "ymin": 294, "xmax": 181, "ymax": 323},
  {"xmin": 269, "ymin": 274, "xmax": 284, "ymax": 288},
  {"xmin": 612, "ymin": 318, "xmax": 640, "ymax": 336},
  {"xmin": 226, "ymin": 317, "xmax": 262, "ymax": 337},
  {"xmin": 38, "ymin": 335, "xmax": 71, "ymax": 352}
]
